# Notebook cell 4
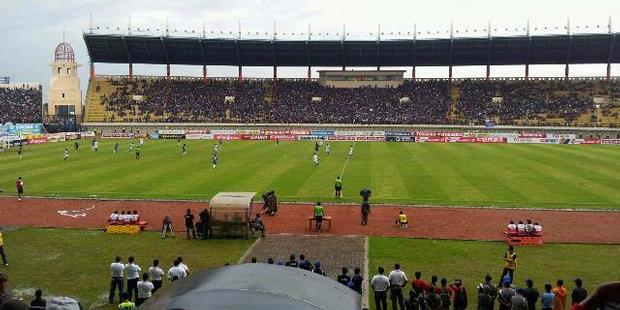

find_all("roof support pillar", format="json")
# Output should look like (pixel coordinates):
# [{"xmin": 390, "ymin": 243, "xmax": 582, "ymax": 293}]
[
  {"xmin": 203, "ymin": 65, "xmax": 208, "ymax": 86},
  {"xmin": 607, "ymin": 63, "xmax": 611, "ymax": 81},
  {"xmin": 166, "ymin": 64, "xmax": 170, "ymax": 81},
  {"xmin": 89, "ymin": 63, "xmax": 95, "ymax": 81},
  {"xmin": 412, "ymin": 66, "xmax": 416, "ymax": 83},
  {"xmin": 128, "ymin": 63, "xmax": 133, "ymax": 82},
  {"xmin": 449, "ymin": 65, "xmax": 453, "ymax": 82},
  {"xmin": 238, "ymin": 65, "xmax": 243, "ymax": 82},
  {"xmin": 565, "ymin": 64, "xmax": 569, "ymax": 80},
  {"xmin": 272, "ymin": 65, "xmax": 277, "ymax": 96},
  {"xmin": 486, "ymin": 65, "xmax": 490, "ymax": 81},
  {"xmin": 525, "ymin": 64, "xmax": 529, "ymax": 81},
  {"xmin": 307, "ymin": 66, "xmax": 312, "ymax": 81}
]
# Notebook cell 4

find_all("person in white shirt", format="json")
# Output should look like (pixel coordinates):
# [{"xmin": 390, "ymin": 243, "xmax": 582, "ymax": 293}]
[
  {"xmin": 325, "ymin": 144, "xmax": 331, "ymax": 156},
  {"xmin": 136, "ymin": 273, "xmax": 154, "ymax": 306},
  {"xmin": 525, "ymin": 219, "xmax": 535, "ymax": 235},
  {"xmin": 371, "ymin": 266, "xmax": 391, "ymax": 310},
  {"xmin": 177, "ymin": 257, "xmax": 190, "ymax": 276},
  {"xmin": 348, "ymin": 145, "xmax": 354, "ymax": 158},
  {"xmin": 312, "ymin": 153, "xmax": 319, "ymax": 166},
  {"xmin": 167, "ymin": 260, "xmax": 187, "ymax": 282},
  {"xmin": 139, "ymin": 138, "xmax": 145, "ymax": 148},
  {"xmin": 108, "ymin": 256, "xmax": 125, "ymax": 304},
  {"xmin": 534, "ymin": 222, "xmax": 543, "ymax": 236},
  {"xmin": 125, "ymin": 256, "xmax": 141, "ymax": 301},
  {"xmin": 148, "ymin": 259, "xmax": 165, "ymax": 292},
  {"xmin": 109, "ymin": 211, "xmax": 119, "ymax": 225},
  {"xmin": 388, "ymin": 263, "xmax": 408, "ymax": 310},
  {"xmin": 517, "ymin": 221, "xmax": 526, "ymax": 236},
  {"xmin": 93, "ymin": 140, "xmax": 99, "ymax": 152}
]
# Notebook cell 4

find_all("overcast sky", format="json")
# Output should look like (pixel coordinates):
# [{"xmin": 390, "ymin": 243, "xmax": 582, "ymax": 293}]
[{"xmin": 2, "ymin": 0, "xmax": 620, "ymax": 102}]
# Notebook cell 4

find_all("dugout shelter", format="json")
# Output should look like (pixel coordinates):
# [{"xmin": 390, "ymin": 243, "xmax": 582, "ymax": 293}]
[
  {"xmin": 139, "ymin": 263, "xmax": 361, "ymax": 310},
  {"xmin": 209, "ymin": 192, "xmax": 255, "ymax": 239}
]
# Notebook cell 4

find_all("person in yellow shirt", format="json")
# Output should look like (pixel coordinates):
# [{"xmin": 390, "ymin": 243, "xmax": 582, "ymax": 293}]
[
  {"xmin": 118, "ymin": 293, "xmax": 136, "ymax": 310},
  {"xmin": 395, "ymin": 210, "xmax": 409, "ymax": 228},
  {"xmin": 499, "ymin": 245, "xmax": 517, "ymax": 285},
  {"xmin": 0, "ymin": 232, "xmax": 7, "ymax": 266},
  {"xmin": 552, "ymin": 279, "xmax": 568, "ymax": 310}
]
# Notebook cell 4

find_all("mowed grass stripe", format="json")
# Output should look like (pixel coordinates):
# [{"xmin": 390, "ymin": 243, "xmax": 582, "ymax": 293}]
[
  {"xmin": 415, "ymin": 144, "xmax": 490, "ymax": 202},
  {"xmin": 400, "ymin": 143, "xmax": 452, "ymax": 201},
  {"xmin": 513, "ymin": 145, "xmax": 618, "ymax": 204}
]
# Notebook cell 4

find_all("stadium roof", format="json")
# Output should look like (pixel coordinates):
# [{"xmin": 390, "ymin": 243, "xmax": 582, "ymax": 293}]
[{"xmin": 84, "ymin": 33, "xmax": 620, "ymax": 67}]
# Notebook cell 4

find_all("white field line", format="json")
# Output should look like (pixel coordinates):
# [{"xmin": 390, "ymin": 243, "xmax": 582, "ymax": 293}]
[{"xmin": 362, "ymin": 236, "xmax": 370, "ymax": 309}]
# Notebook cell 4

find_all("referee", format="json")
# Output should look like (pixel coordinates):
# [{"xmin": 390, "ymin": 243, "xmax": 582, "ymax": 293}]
[{"xmin": 334, "ymin": 176, "xmax": 343, "ymax": 199}]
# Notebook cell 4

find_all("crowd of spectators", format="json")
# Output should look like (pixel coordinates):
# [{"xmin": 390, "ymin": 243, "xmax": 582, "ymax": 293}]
[
  {"xmin": 99, "ymin": 78, "xmax": 452, "ymax": 124},
  {"xmin": 0, "ymin": 87, "xmax": 42, "ymax": 124},
  {"xmin": 96, "ymin": 77, "xmax": 620, "ymax": 126},
  {"xmin": 456, "ymin": 80, "xmax": 595, "ymax": 126}
]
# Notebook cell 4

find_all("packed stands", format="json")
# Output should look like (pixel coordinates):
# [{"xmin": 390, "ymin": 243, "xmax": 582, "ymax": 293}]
[
  {"xmin": 85, "ymin": 76, "xmax": 620, "ymax": 127},
  {"xmin": 0, "ymin": 86, "xmax": 42, "ymax": 123}
]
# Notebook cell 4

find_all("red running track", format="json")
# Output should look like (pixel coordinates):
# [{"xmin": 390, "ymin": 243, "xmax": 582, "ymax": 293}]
[{"xmin": 0, "ymin": 197, "xmax": 618, "ymax": 244}]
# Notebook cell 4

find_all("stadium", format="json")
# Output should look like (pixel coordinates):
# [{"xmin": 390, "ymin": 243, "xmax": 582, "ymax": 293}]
[{"xmin": 1, "ymin": 1, "xmax": 620, "ymax": 310}]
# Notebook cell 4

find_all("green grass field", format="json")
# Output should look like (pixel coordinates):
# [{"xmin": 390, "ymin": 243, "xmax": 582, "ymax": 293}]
[
  {"xmin": 3, "ymin": 228, "xmax": 618, "ymax": 310},
  {"xmin": 1, "ymin": 227, "xmax": 253, "ymax": 309},
  {"xmin": 369, "ymin": 237, "xmax": 620, "ymax": 310},
  {"xmin": 0, "ymin": 139, "xmax": 619, "ymax": 209}
]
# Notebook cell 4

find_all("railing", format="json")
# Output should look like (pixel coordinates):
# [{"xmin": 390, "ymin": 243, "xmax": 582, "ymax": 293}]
[{"xmin": 93, "ymin": 74, "xmax": 620, "ymax": 83}]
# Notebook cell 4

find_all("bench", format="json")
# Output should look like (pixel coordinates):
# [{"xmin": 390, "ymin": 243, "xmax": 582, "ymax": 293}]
[
  {"xmin": 309, "ymin": 216, "xmax": 332, "ymax": 231},
  {"xmin": 506, "ymin": 236, "xmax": 544, "ymax": 246}
]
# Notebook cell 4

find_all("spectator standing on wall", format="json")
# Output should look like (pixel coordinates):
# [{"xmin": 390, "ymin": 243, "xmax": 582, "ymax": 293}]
[
  {"xmin": 389, "ymin": 263, "xmax": 408, "ymax": 310},
  {"xmin": 136, "ymin": 273, "xmax": 154, "ymax": 306},
  {"xmin": 371, "ymin": 267, "xmax": 390, "ymax": 310},
  {"xmin": 499, "ymin": 280, "xmax": 517, "ymax": 310},
  {"xmin": 108, "ymin": 256, "xmax": 125, "ymax": 304},
  {"xmin": 349, "ymin": 267, "xmax": 363, "ymax": 294},
  {"xmin": 541, "ymin": 284, "xmax": 555, "ymax": 310},
  {"xmin": 522, "ymin": 279, "xmax": 540, "ymax": 310},
  {"xmin": 552, "ymin": 280, "xmax": 568, "ymax": 310},
  {"xmin": 125, "ymin": 256, "xmax": 141, "ymax": 302},
  {"xmin": 0, "ymin": 231, "xmax": 7, "ymax": 267},
  {"xmin": 29, "ymin": 289, "xmax": 46, "ymax": 310},
  {"xmin": 148, "ymin": 259, "xmax": 164, "ymax": 292},
  {"xmin": 571, "ymin": 278, "xmax": 588, "ymax": 305},
  {"xmin": 449, "ymin": 279, "xmax": 468, "ymax": 310}
]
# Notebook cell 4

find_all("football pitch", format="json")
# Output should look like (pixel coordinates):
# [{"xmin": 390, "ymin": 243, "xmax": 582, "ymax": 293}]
[{"xmin": 0, "ymin": 139, "xmax": 619, "ymax": 209}]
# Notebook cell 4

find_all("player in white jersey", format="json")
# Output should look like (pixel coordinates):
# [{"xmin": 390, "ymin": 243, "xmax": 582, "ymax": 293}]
[
  {"xmin": 64, "ymin": 148, "xmax": 69, "ymax": 160},
  {"xmin": 139, "ymin": 137, "xmax": 145, "ymax": 148},
  {"xmin": 93, "ymin": 140, "xmax": 99, "ymax": 152},
  {"xmin": 325, "ymin": 144, "xmax": 331, "ymax": 156},
  {"xmin": 128, "ymin": 142, "xmax": 135, "ymax": 153},
  {"xmin": 312, "ymin": 153, "xmax": 320, "ymax": 166},
  {"xmin": 348, "ymin": 145, "xmax": 354, "ymax": 158}
]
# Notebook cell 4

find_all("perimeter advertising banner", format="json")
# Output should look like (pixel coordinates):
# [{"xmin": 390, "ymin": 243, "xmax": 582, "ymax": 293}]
[
  {"xmin": 506, "ymin": 137, "xmax": 560, "ymax": 144},
  {"xmin": 386, "ymin": 136, "xmax": 414, "ymax": 142},
  {"xmin": 416, "ymin": 136, "xmax": 506, "ymax": 143},
  {"xmin": 327, "ymin": 135, "xmax": 385, "ymax": 141},
  {"xmin": 101, "ymin": 132, "xmax": 133, "ymax": 139},
  {"xmin": 185, "ymin": 133, "xmax": 213, "ymax": 140},
  {"xmin": 601, "ymin": 139, "xmax": 620, "ymax": 145},
  {"xmin": 0, "ymin": 123, "xmax": 43, "ymax": 135}
]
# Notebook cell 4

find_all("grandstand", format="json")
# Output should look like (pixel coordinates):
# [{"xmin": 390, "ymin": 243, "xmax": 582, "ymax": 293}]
[{"xmin": 81, "ymin": 31, "xmax": 620, "ymax": 128}]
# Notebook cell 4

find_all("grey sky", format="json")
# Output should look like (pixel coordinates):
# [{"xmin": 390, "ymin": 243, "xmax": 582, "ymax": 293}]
[{"xmin": 2, "ymin": 0, "xmax": 620, "ymax": 102}]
